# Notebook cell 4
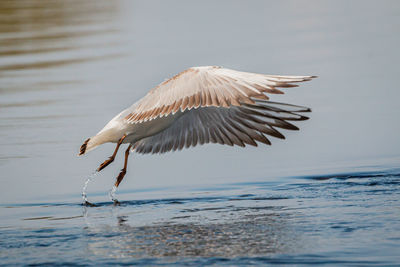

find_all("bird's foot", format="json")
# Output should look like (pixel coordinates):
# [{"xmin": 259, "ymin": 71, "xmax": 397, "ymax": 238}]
[
  {"xmin": 97, "ymin": 157, "xmax": 114, "ymax": 172},
  {"xmin": 115, "ymin": 169, "xmax": 126, "ymax": 187}
]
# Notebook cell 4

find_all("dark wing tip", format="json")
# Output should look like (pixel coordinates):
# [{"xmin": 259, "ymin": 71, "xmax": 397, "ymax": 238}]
[{"xmin": 79, "ymin": 138, "xmax": 90, "ymax": 156}]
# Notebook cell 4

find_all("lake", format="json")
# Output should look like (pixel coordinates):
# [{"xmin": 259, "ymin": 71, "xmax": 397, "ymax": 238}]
[{"xmin": 1, "ymin": 0, "xmax": 399, "ymax": 265}]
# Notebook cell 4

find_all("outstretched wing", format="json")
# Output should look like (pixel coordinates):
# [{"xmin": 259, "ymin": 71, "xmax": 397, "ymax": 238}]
[
  {"xmin": 134, "ymin": 100, "xmax": 311, "ymax": 154},
  {"xmin": 123, "ymin": 66, "xmax": 316, "ymax": 124}
]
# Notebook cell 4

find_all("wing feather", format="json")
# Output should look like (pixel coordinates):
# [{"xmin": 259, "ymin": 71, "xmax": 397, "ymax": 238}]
[
  {"xmin": 123, "ymin": 66, "xmax": 315, "ymax": 124},
  {"xmin": 134, "ymin": 100, "xmax": 311, "ymax": 154}
]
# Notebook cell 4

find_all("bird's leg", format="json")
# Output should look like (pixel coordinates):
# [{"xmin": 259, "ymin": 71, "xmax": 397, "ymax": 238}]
[
  {"xmin": 110, "ymin": 144, "xmax": 132, "ymax": 205},
  {"xmin": 97, "ymin": 135, "xmax": 126, "ymax": 172},
  {"xmin": 116, "ymin": 144, "xmax": 132, "ymax": 187}
]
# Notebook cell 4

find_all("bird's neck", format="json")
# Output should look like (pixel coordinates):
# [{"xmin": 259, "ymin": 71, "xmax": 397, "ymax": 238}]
[{"xmin": 86, "ymin": 129, "xmax": 120, "ymax": 153}]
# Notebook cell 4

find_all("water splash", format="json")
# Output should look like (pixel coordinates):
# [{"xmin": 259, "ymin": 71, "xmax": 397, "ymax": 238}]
[
  {"xmin": 82, "ymin": 170, "xmax": 99, "ymax": 204},
  {"xmin": 109, "ymin": 185, "xmax": 118, "ymax": 203}
]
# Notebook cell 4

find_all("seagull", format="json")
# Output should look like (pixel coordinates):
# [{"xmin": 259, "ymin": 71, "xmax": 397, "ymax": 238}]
[{"xmin": 79, "ymin": 66, "xmax": 316, "ymax": 203}]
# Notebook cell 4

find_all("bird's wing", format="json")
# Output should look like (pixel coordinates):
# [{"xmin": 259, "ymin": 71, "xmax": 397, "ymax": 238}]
[
  {"xmin": 134, "ymin": 100, "xmax": 311, "ymax": 154},
  {"xmin": 123, "ymin": 66, "xmax": 316, "ymax": 124}
]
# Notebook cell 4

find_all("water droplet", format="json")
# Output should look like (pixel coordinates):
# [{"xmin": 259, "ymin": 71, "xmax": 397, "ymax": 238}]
[
  {"xmin": 109, "ymin": 185, "xmax": 117, "ymax": 202},
  {"xmin": 82, "ymin": 170, "xmax": 98, "ymax": 203}
]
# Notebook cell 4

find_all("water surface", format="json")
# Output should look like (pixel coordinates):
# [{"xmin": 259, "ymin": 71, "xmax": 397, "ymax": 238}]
[{"xmin": 2, "ymin": 169, "xmax": 400, "ymax": 265}]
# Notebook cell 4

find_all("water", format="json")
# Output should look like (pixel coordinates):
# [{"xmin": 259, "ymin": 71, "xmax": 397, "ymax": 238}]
[
  {"xmin": 1, "ymin": 169, "xmax": 400, "ymax": 265},
  {"xmin": 1, "ymin": 0, "xmax": 400, "ymax": 265},
  {"xmin": 82, "ymin": 171, "xmax": 99, "ymax": 204}
]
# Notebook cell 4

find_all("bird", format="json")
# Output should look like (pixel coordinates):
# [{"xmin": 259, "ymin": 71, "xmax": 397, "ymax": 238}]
[{"xmin": 79, "ymin": 66, "xmax": 316, "ymax": 203}]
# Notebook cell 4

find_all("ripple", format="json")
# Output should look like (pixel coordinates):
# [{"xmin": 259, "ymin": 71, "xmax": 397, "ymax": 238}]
[
  {"xmin": 1, "ymin": 168, "xmax": 400, "ymax": 265},
  {"xmin": 300, "ymin": 169, "xmax": 400, "ymax": 181}
]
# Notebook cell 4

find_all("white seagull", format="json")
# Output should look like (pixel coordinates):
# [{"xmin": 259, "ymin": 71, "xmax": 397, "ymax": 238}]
[{"xmin": 79, "ymin": 66, "xmax": 316, "ymax": 202}]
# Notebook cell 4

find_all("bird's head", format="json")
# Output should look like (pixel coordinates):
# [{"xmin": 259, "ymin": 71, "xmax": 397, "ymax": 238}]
[
  {"xmin": 79, "ymin": 138, "xmax": 90, "ymax": 156},
  {"xmin": 78, "ymin": 127, "xmax": 121, "ymax": 156},
  {"xmin": 78, "ymin": 135, "xmax": 104, "ymax": 156},
  {"xmin": 79, "ymin": 136, "xmax": 105, "ymax": 155}
]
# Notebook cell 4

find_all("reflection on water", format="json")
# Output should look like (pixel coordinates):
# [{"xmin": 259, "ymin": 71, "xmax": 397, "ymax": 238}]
[
  {"xmin": 0, "ymin": 0, "xmax": 123, "ymax": 174},
  {"xmin": 0, "ymin": 0, "xmax": 119, "ymax": 71},
  {"xmin": 1, "ymin": 170, "xmax": 399, "ymax": 265},
  {"xmin": 82, "ymin": 195, "xmax": 299, "ymax": 259},
  {"xmin": 86, "ymin": 213, "xmax": 295, "ymax": 258},
  {"xmin": 0, "ymin": 0, "xmax": 121, "ymax": 114}
]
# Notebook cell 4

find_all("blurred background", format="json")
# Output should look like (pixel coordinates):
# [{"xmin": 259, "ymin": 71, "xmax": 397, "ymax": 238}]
[{"xmin": 1, "ymin": 0, "xmax": 399, "ymax": 204}]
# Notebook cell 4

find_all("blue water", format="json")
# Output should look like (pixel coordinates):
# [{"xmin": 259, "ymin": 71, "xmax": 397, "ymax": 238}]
[{"xmin": 1, "ymin": 169, "xmax": 399, "ymax": 266}]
